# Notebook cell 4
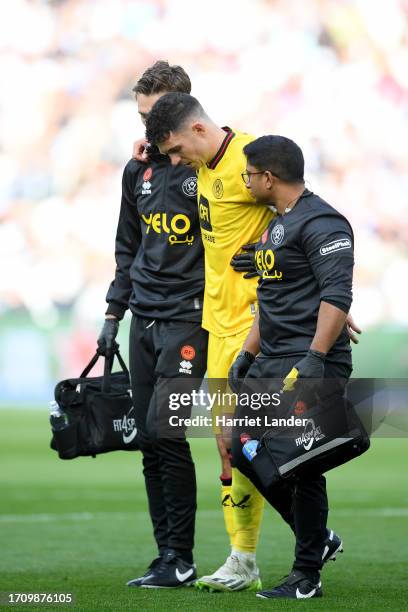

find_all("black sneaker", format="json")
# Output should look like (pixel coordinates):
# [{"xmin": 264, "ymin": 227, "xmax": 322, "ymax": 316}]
[
  {"xmin": 322, "ymin": 528, "xmax": 343, "ymax": 563},
  {"xmin": 256, "ymin": 570, "xmax": 322, "ymax": 599},
  {"xmin": 141, "ymin": 549, "xmax": 197, "ymax": 588},
  {"xmin": 126, "ymin": 556, "xmax": 163, "ymax": 587}
]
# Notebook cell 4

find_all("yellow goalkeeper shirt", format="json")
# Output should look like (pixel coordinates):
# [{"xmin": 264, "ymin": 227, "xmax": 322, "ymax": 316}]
[{"xmin": 198, "ymin": 128, "xmax": 275, "ymax": 337}]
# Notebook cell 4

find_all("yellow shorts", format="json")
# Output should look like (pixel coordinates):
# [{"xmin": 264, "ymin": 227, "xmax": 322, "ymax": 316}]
[{"xmin": 207, "ymin": 328, "xmax": 252, "ymax": 434}]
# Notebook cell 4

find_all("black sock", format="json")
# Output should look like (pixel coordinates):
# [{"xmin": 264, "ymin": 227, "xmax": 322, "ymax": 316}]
[{"xmin": 220, "ymin": 476, "xmax": 232, "ymax": 486}]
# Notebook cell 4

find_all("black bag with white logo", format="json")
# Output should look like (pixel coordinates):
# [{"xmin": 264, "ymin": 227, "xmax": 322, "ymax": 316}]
[
  {"xmin": 50, "ymin": 349, "xmax": 138, "ymax": 459},
  {"xmin": 249, "ymin": 393, "xmax": 370, "ymax": 490}
]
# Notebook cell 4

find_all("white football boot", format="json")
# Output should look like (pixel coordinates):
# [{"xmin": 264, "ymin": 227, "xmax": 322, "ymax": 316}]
[{"xmin": 195, "ymin": 553, "xmax": 261, "ymax": 592}]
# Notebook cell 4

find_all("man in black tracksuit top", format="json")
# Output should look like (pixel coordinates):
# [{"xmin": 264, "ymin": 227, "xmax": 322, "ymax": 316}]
[
  {"xmin": 97, "ymin": 62, "xmax": 207, "ymax": 588},
  {"xmin": 229, "ymin": 135, "xmax": 354, "ymax": 600}
]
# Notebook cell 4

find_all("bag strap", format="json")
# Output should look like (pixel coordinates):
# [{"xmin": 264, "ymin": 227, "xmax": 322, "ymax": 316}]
[
  {"xmin": 80, "ymin": 349, "xmax": 130, "ymax": 388},
  {"xmin": 115, "ymin": 350, "xmax": 129, "ymax": 376},
  {"xmin": 102, "ymin": 354, "xmax": 113, "ymax": 393},
  {"xmin": 80, "ymin": 352, "xmax": 100, "ymax": 378}
]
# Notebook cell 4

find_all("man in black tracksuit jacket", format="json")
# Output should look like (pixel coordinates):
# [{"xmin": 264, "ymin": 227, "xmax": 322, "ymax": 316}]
[
  {"xmin": 229, "ymin": 135, "xmax": 354, "ymax": 600},
  {"xmin": 98, "ymin": 62, "xmax": 207, "ymax": 588}
]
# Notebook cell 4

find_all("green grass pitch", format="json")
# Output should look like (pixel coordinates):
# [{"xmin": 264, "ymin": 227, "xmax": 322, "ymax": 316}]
[{"xmin": 0, "ymin": 409, "xmax": 407, "ymax": 611}]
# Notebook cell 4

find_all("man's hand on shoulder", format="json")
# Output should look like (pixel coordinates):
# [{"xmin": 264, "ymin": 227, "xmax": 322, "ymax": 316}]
[{"xmin": 133, "ymin": 138, "xmax": 150, "ymax": 163}]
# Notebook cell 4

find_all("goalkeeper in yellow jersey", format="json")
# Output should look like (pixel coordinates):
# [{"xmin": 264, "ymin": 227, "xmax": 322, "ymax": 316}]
[
  {"xmin": 145, "ymin": 92, "xmax": 359, "ymax": 592},
  {"xmin": 144, "ymin": 93, "xmax": 277, "ymax": 591}
]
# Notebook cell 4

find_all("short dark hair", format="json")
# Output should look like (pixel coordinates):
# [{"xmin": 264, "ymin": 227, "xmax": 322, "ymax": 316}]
[
  {"xmin": 145, "ymin": 92, "xmax": 204, "ymax": 145},
  {"xmin": 132, "ymin": 60, "xmax": 191, "ymax": 96},
  {"xmin": 243, "ymin": 135, "xmax": 304, "ymax": 183}
]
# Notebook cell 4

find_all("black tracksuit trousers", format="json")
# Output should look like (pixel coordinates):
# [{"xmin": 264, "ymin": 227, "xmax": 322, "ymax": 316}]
[
  {"xmin": 232, "ymin": 354, "xmax": 351, "ymax": 577},
  {"xmin": 129, "ymin": 315, "xmax": 208, "ymax": 558}
]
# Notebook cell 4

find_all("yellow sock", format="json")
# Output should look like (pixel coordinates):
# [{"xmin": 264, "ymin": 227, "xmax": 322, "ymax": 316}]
[
  {"xmin": 230, "ymin": 468, "xmax": 264, "ymax": 554},
  {"xmin": 220, "ymin": 481, "xmax": 236, "ymax": 547}
]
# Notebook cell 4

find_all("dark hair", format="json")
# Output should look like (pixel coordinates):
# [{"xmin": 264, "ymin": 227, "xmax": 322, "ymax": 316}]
[
  {"xmin": 243, "ymin": 135, "xmax": 304, "ymax": 183},
  {"xmin": 145, "ymin": 92, "xmax": 204, "ymax": 145},
  {"xmin": 132, "ymin": 60, "xmax": 191, "ymax": 96}
]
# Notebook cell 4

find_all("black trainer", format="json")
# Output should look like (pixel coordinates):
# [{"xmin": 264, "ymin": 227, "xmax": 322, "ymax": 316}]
[
  {"xmin": 126, "ymin": 556, "xmax": 163, "ymax": 587},
  {"xmin": 141, "ymin": 549, "xmax": 197, "ymax": 588},
  {"xmin": 256, "ymin": 570, "xmax": 322, "ymax": 599},
  {"xmin": 322, "ymin": 528, "xmax": 343, "ymax": 563}
]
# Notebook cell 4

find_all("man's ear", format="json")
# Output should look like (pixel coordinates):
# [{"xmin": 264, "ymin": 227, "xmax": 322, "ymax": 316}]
[
  {"xmin": 191, "ymin": 121, "xmax": 206, "ymax": 135},
  {"xmin": 264, "ymin": 170, "xmax": 274, "ymax": 189}
]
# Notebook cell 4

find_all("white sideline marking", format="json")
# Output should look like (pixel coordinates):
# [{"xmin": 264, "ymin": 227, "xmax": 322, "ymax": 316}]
[
  {"xmin": 0, "ymin": 511, "xmax": 136, "ymax": 523},
  {"xmin": 1, "ymin": 508, "xmax": 408, "ymax": 524},
  {"xmin": 336, "ymin": 508, "xmax": 408, "ymax": 517}
]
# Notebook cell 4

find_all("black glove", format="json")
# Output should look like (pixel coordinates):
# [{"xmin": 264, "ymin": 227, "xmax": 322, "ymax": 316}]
[
  {"xmin": 230, "ymin": 243, "xmax": 258, "ymax": 279},
  {"xmin": 97, "ymin": 318, "xmax": 119, "ymax": 356},
  {"xmin": 228, "ymin": 350, "xmax": 256, "ymax": 393},
  {"xmin": 282, "ymin": 349, "xmax": 326, "ymax": 393}
]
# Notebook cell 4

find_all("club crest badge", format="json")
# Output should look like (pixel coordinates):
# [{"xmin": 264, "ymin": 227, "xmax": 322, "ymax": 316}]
[
  {"xmin": 212, "ymin": 179, "xmax": 224, "ymax": 199},
  {"xmin": 182, "ymin": 176, "xmax": 197, "ymax": 198},
  {"xmin": 271, "ymin": 224, "xmax": 284, "ymax": 246}
]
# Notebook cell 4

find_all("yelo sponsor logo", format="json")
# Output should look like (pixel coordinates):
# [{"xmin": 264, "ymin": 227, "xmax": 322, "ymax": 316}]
[
  {"xmin": 255, "ymin": 248, "xmax": 282, "ymax": 280},
  {"xmin": 256, "ymin": 248, "xmax": 275, "ymax": 270},
  {"xmin": 141, "ymin": 213, "xmax": 194, "ymax": 245}
]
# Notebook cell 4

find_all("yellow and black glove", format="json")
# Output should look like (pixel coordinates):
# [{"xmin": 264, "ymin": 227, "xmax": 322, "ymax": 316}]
[{"xmin": 282, "ymin": 349, "xmax": 326, "ymax": 392}]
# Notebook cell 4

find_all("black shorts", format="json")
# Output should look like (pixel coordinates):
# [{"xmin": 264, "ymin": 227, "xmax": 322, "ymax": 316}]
[{"xmin": 129, "ymin": 315, "xmax": 208, "ymax": 439}]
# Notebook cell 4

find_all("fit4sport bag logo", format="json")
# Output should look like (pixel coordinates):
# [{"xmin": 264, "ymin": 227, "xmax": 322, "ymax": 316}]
[
  {"xmin": 113, "ymin": 406, "xmax": 137, "ymax": 444},
  {"xmin": 295, "ymin": 418, "xmax": 325, "ymax": 451}
]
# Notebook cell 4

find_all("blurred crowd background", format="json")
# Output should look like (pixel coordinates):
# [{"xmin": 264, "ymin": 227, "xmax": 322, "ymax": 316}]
[{"xmin": 1, "ymin": 0, "xmax": 407, "ymax": 404}]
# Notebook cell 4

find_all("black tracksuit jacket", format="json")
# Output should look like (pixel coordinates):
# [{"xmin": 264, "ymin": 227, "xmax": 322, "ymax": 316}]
[
  {"xmin": 255, "ymin": 189, "xmax": 354, "ymax": 363},
  {"xmin": 105, "ymin": 151, "xmax": 204, "ymax": 322}
]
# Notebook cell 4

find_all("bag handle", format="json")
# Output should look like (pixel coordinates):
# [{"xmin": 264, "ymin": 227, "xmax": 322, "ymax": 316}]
[
  {"xmin": 102, "ymin": 350, "xmax": 130, "ymax": 392},
  {"xmin": 102, "ymin": 354, "xmax": 113, "ymax": 393},
  {"xmin": 114, "ymin": 350, "xmax": 129, "ymax": 375},
  {"xmin": 80, "ymin": 349, "xmax": 130, "ymax": 393},
  {"xmin": 80, "ymin": 352, "xmax": 100, "ymax": 378}
]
